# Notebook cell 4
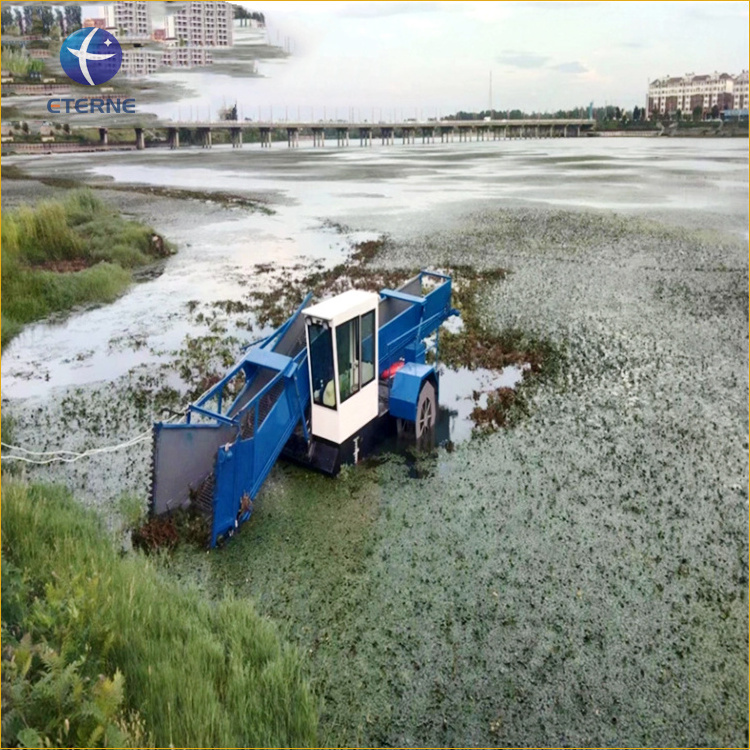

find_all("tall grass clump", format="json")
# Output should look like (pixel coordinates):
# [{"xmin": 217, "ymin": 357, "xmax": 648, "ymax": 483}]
[
  {"xmin": 1, "ymin": 481, "xmax": 320, "ymax": 748},
  {"xmin": 1, "ymin": 47, "xmax": 44, "ymax": 77},
  {"xmin": 1, "ymin": 189, "xmax": 172, "ymax": 346}
]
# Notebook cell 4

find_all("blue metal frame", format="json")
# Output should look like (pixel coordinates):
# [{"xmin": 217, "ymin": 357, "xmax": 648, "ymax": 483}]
[
  {"xmin": 389, "ymin": 362, "xmax": 436, "ymax": 422},
  {"xmin": 152, "ymin": 274, "xmax": 459, "ymax": 548},
  {"xmin": 378, "ymin": 270, "xmax": 459, "ymax": 374}
]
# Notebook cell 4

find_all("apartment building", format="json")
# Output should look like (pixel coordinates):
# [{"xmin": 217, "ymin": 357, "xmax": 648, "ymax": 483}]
[
  {"xmin": 120, "ymin": 47, "xmax": 214, "ymax": 77},
  {"xmin": 734, "ymin": 70, "xmax": 749, "ymax": 110},
  {"xmin": 105, "ymin": 1, "xmax": 151, "ymax": 38},
  {"xmin": 168, "ymin": 2, "xmax": 233, "ymax": 47},
  {"xmin": 648, "ymin": 71, "xmax": 740, "ymax": 115}
]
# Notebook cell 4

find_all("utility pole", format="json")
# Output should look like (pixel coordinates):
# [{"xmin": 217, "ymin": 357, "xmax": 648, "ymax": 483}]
[{"xmin": 489, "ymin": 70, "xmax": 493, "ymax": 116}]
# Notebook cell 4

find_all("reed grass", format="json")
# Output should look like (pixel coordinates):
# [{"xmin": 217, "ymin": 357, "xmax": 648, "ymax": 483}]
[
  {"xmin": 1, "ymin": 480, "xmax": 319, "ymax": 748},
  {"xmin": 2, "ymin": 190, "xmax": 168, "ymax": 346},
  {"xmin": 1, "ymin": 47, "xmax": 44, "ymax": 77}
]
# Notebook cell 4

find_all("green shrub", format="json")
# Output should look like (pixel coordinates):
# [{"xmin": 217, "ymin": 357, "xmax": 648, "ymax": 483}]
[
  {"xmin": 1, "ymin": 47, "xmax": 44, "ymax": 77},
  {"xmin": 1, "ymin": 481, "xmax": 320, "ymax": 747},
  {"xmin": 1, "ymin": 632, "xmax": 141, "ymax": 749}
]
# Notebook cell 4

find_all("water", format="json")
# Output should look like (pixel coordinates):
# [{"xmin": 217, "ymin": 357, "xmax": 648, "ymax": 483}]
[{"xmin": 3, "ymin": 138, "xmax": 746, "ymax": 403}]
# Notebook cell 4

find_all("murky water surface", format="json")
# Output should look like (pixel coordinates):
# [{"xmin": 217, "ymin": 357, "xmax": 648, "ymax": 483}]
[{"xmin": 3, "ymin": 138, "xmax": 747, "ymax": 746}]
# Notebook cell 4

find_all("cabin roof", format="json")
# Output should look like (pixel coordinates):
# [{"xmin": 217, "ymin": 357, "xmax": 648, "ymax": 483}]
[{"xmin": 303, "ymin": 289, "xmax": 379, "ymax": 322}]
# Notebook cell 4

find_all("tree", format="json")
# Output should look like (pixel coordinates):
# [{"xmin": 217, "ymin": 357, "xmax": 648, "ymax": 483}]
[
  {"xmin": 39, "ymin": 6, "xmax": 54, "ymax": 34},
  {"xmin": 1, "ymin": 6, "xmax": 14, "ymax": 32},
  {"xmin": 64, "ymin": 5, "xmax": 82, "ymax": 33},
  {"xmin": 632, "ymin": 105, "xmax": 640, "ymax": 122},
  {"xmin": 675, "ymin": 109, "xmax": 682, "ymax": 122},
  {"xmin": 710, "ymin": 104, "xmax": 720, "ymax": 119},
  {"xmin": 692, "ymin": 105, "xmax": 703, "ymax": 122}
]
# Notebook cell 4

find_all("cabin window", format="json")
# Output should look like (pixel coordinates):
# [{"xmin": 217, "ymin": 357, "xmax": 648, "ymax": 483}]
[
  {"xmin": 308, "ymin": 322, "xmax": 336, "ymax": 409},
  {"xmin": 336, "ymin": 316, "xmax": 360, "ymax": 403},
  {"xmin": 360, "ymin": 310, "xmax": 375, "ymax": 387}
]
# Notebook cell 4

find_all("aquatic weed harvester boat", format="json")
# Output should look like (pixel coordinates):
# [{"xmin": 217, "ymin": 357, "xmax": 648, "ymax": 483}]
[{"xmin": 150, "ymin": 271, "xmax": 458, "ymax": 546}]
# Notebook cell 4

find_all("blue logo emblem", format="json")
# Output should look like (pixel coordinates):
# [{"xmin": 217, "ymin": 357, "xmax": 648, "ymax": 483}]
[{"xmin": 60, "ymin": 28, "xmax": 122, "ymax": 86}]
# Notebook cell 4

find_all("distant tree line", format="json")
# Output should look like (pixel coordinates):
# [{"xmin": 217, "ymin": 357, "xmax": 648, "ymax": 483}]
[
  {"xmin": 446, "ymin": 106, "xmax": 646, "ymax": 122},
  {"xmin": 1, "ymin": 4, "xmax": 81, "ymax": 37},
  {"xmin": 232, "ymin": 5, "xmax": 265, "ymax": 26},
  {"xmin": 446, "ymin": 103, "xmax": 731, "ymax": 127}
]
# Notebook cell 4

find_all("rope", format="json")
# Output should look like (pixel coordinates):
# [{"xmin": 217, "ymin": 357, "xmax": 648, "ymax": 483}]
[
  {"xmin": 1, "ymin": 431, "xmax": 152, "ymax": 465},
  {"xmin": 0, "ymin": 353, "xmax": 244, "ymax": 467}
]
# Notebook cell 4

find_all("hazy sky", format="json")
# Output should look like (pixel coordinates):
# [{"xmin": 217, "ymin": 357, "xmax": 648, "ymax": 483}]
[{"xmin": 240, "ymin": 1, "xmax": 749, "ymax": 113}]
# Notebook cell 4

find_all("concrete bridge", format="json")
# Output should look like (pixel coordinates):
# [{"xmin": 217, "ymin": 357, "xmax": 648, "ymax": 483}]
[{"xmin": 94, "ymin": 118, "xmax": 595, "ymax": 150}]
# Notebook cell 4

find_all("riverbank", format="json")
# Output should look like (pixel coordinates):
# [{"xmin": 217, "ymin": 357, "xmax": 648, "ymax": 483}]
[{"xmin": 1, "ymin": 479, "xmax": 319, "ymax": 748}]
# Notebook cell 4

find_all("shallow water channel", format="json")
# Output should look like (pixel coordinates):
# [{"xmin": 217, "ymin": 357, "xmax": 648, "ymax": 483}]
[{"xmin": 2, "ymin": 138, "xmax": 748, "ymax": 746}]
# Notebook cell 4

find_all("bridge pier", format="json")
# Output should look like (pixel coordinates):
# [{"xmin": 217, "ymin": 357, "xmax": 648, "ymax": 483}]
[
  {"xmin": 380, "ymin": 127, "xmax": 393, "ymax": 145},
  {"xmin": 312, "ymin": 128, "xmax": 325, "ymax": 147},
  {"xmin": 421, "ymin": 126, "xmax": 434, "ymax": 144},
  {"xmin": 336, "ymin": 127, "xmax": 349, "ymax": 147},
  {"xmin": 135, "ymin": 127, "xmax": 145, "ymax": 150},
  {"xmin": 167, "ymin": 127, "xmax": 180, "ymax": 149},
  {"xmin": 401, "ymin": 127, "xmax": 415, "ymax": 145},
  {"xmin": 198, "ymin": 127, "xmax": 212, "ymax": 149},
  {"xmin": 230, "ymin": 127, "xmax": 243, "ymax": 148},
  {"xmin": 287, "ymin": 127, "xmax": 299, "ymax": 148},
  {"xmin": 359, "ymin": 127, "xmax": 372, "ymax": 147},
  {"xmin": 98, "ymin": 127, "xmax": 108, "ymax": 146},
  {"xmin": 260, "ymin": 127, "xmax": 272, "ymax": 147}
]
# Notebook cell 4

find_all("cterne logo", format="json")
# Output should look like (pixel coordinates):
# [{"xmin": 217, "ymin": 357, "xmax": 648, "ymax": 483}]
[{"xmin": 60, "ymin": 28, "xmax": 123, "ymax": 86}]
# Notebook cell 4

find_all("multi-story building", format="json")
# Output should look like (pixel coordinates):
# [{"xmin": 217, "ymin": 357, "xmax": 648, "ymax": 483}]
[
  {"xmin": 120, "ymin": 46, "xmax": 214, "ymax": 77},
  {"xmin": 115, "ymin": 1, "xmax": 235, "ymax": 77},
  {"xmin": 647, "ymin": 71, "xmax": 740, "ymax": 116},
  {"xmin": 120, "ymin": 49, "xmax": 160, "ymax": 77},
  {"xmin": 163, "ymin": 47, "xmax": 214, "ymax": 68},
  {"xmin": 82, "ymin": 18, "xmax": 108, "ymax": 30},
  {"xmin": 734, "ymin": 70, "xmax": 749, "ymax": 110},
  {"xmin": 105, "ymin": 1, "xmax": 151, "ymax": 38},
  {"xmin": 169, "ymin": 2, "xmax": 233, "ymax": 47}
]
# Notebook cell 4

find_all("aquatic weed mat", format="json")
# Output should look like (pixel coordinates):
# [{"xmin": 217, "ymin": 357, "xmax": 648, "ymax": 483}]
[
  {"xmin": 164, "ymin": 207, "xmax": 748, "ymax": 746},
  {"xmin": 4, "ymin": 205, "xmax": 748, "ymax": 745}
]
